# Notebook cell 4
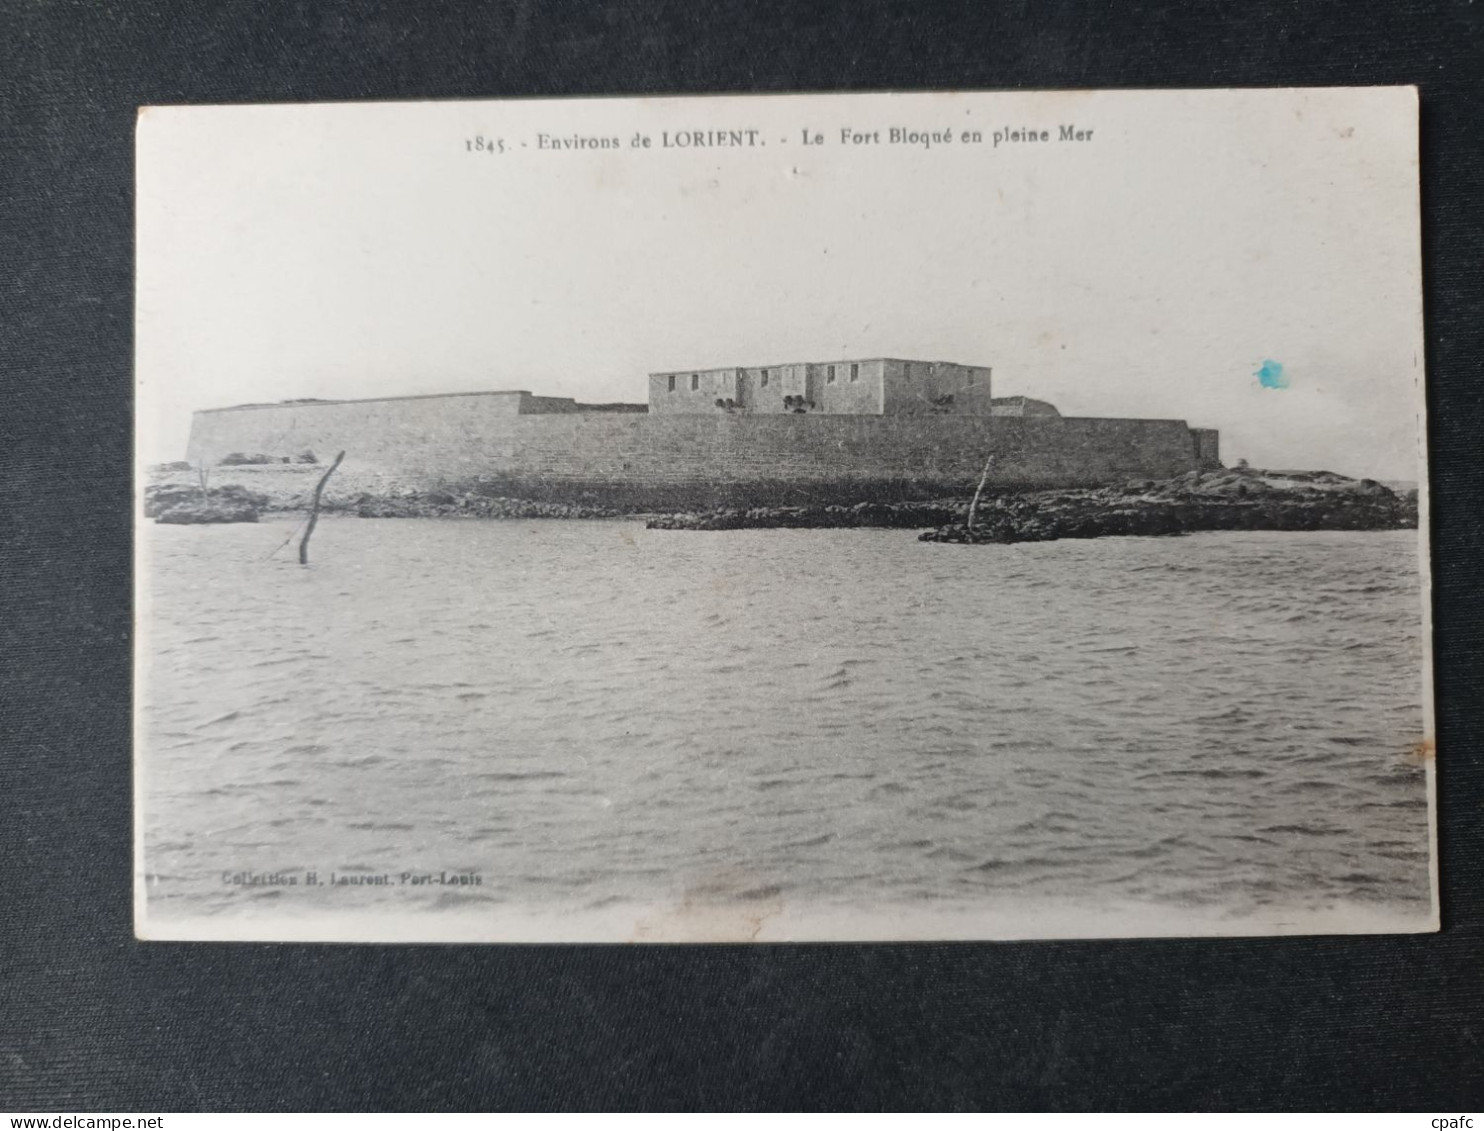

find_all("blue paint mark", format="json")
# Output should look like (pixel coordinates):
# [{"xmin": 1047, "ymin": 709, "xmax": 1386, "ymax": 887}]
[{"xmin": 1256, "ymin": 359, "xmax": 1289, "ymax": 389}]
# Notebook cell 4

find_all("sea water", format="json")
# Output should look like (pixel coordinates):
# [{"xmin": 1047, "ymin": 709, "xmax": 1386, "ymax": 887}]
[{"xmin": 138, "ymin": 518, "xmax": 1432, "ymax": 938}]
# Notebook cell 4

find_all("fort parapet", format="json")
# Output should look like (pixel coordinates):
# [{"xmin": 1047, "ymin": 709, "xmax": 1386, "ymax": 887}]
[{"xmin": 187, "ymin": 372, "xmax": 1221, "ymax": 508}]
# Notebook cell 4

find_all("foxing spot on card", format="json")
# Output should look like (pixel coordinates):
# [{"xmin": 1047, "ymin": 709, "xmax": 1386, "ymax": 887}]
[{"xmin": 134, "ymin": 88, "xmax": 1435, "ymax": 942}]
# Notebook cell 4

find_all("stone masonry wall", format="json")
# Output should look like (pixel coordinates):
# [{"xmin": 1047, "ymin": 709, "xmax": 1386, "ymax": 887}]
[
  {"xmin": 647, "ymin": 367, "xmax": 742, "ymax": 413},
  {"xmin": 188, "ymin": 397, "xmax": 1212, "ymax": 496},
  {"xmin": 882, "ymin": 360, "xmax": 994, "ymax": 416},
  {"xmin": 806, "ymin": 360, "xmax": 885, "ymax": 414},
  {"xmin": 1191, "ymin": 427, "xmax": 1222, "ymax": 468},
  {"xmin": 735, "ymin": 363, "xmax": 811, "ymax": 413}
]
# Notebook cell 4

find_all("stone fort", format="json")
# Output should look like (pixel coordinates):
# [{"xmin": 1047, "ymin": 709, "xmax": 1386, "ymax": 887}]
[{"xmin": 186, "ymin": 356, "xmax": 1220, "ymax": 506}]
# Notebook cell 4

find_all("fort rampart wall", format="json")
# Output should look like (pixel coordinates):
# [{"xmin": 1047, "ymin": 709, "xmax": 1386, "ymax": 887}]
[{"xmin": 188, "ymin": 395, "xmax": 1217, "ymax": 500}]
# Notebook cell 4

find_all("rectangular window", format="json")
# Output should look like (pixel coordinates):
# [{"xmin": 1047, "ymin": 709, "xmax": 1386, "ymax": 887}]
[
  {"xmin": 827, "ymin": 365, "xmax": 836, "ymax": 383},
  {"xmin": 691, "ymin": 373, "xmax": 699, "ymax": 390},
  {"xmin": 850, "ymin": 363, "xmax": 859, "ymax": 382},
  {"xmin": 760, "ymin": 369, "xmax": 770, "ymax": 386},
  {"xmin": 902, "ymin": 363, "xmax": 911, "ymax": 380},
  {"xmin": 667, "ymin": 375, "xmax": 675, "ymax": 392}
]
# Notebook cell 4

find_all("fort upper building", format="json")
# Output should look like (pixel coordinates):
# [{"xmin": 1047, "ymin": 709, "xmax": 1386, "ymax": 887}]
[
  {"xmin": 185, "ymin": 357, "xmax": 1220, "ymax": 505},
  {"xmin": 648, "ymin": 357, "xmax": 1062, "ymax": 418},
  {"xmin": 651, "ymin": 357, "xmax": 979, "ymax": 415}
]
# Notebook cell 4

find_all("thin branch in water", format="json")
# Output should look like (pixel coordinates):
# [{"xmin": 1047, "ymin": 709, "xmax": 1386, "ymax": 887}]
[
  {"xmin": 967, "ymin": 454, "xmax": 995, "ymax": 534},
  {"xmin": 299, "ymin": 450, "xmax": 346, "ymax": 565}
]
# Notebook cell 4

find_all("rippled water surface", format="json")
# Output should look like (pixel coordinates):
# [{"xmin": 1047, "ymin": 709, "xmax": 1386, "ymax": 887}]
[{"xmin": 139, "ymin": 518, "xmax": 1432, "ymax": 937}]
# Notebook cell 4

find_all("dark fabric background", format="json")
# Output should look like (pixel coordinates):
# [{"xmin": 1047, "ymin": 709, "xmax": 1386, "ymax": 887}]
[{"xmin": 3, "ymin": 0, "xmax": 1481, "ymax": 1112}]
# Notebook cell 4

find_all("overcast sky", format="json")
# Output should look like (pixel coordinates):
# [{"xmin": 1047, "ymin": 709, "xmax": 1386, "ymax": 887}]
[{"xmin": 137, "ymin": 88, "xmax": 1424, "ymax": 479}]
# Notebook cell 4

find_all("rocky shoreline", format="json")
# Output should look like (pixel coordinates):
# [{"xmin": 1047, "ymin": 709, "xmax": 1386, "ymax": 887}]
[
  {"xmin": 337, "ymin": 489, "xmax": 624, "ymax": 520},
  {"xmin": 144, "ymin": 483, "xmax": 269, "ymax": 524},
  {"xmin": 143, "ymin": 466, "xmax": 633, "ymax": 523},
  {"xmin": 144, "ymin": 463, "xmax": 1417, "ymax": 542},
  {"xmin": 646, "ymin": 468, "xmax": 1418, "ymax": 542},
  {"xmin": 645, "ymin": 500, "xmax": 963, "ymax": 531}
]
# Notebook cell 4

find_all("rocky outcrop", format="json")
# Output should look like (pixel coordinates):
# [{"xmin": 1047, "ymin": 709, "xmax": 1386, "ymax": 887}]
[
  {"xmin": 919, "ymin": 468, "xmax": 1417, "ymax": 544},
  {"xmin": 141, "ymin": 462, "xmax": 1418, "ymax": 540},
  {"xmin": 342, "ymin": 490, "xmax": 623, "ymax": 520},
  {"xmin": 145, "ymin": 484, "xmax": 268, "ymax": 524},
  {"xmin": 219, "ymin": 451, "xmax": 318, "ymax": 465},
  {"xmin": 143, "ymin": 466, "xmax": 629, "ymax": 520},
  {"xmin": 647, "ymin": 500, "xmax": 964, "ymax": 531},
  {"xmin": 643, "ymin": 468, "xmax": 1418, "ymax": 541},
  {"xmin": 155, "ymin": 501, "xmax": 262, "ymax": 524}
]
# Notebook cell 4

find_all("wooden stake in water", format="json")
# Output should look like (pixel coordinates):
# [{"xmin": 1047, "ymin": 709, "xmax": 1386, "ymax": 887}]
[
  {"xmin": 967, "ymin": 453, "xmax": 995, "ymax": 535},
  {"xmin": 299, "ymin": 450, "xmax": 346, "ymax": 565}
]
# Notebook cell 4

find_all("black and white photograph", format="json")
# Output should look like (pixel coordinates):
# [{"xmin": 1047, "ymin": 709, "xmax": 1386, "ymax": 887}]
[{"xmin": 133, "ymin": 87, "xmax": 1434, "ymax": 942}]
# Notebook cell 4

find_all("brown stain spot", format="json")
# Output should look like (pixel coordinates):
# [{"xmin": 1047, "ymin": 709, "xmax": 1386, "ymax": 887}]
[
  {"xmin": 1337, "ymin": 126, "xmax": 1355, "ymax": 139},
  {"xmin": 1409, "ymin": 737, "xmax": 1435, "ymax": 763},
  {"xmin": 629, "ymin": 871, "xmax": 784, "ymax": 942}
]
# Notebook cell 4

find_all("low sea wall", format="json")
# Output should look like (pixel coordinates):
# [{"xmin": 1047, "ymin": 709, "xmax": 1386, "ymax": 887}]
[{"xmin": 187, "ymin": 399, "xmax": 1217, "ymax": 506}]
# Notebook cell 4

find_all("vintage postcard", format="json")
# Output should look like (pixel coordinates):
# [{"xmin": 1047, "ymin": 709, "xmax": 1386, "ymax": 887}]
[{"xmin": 134, "ymin": 88, "xmax": 1434, "ymax": 942}]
